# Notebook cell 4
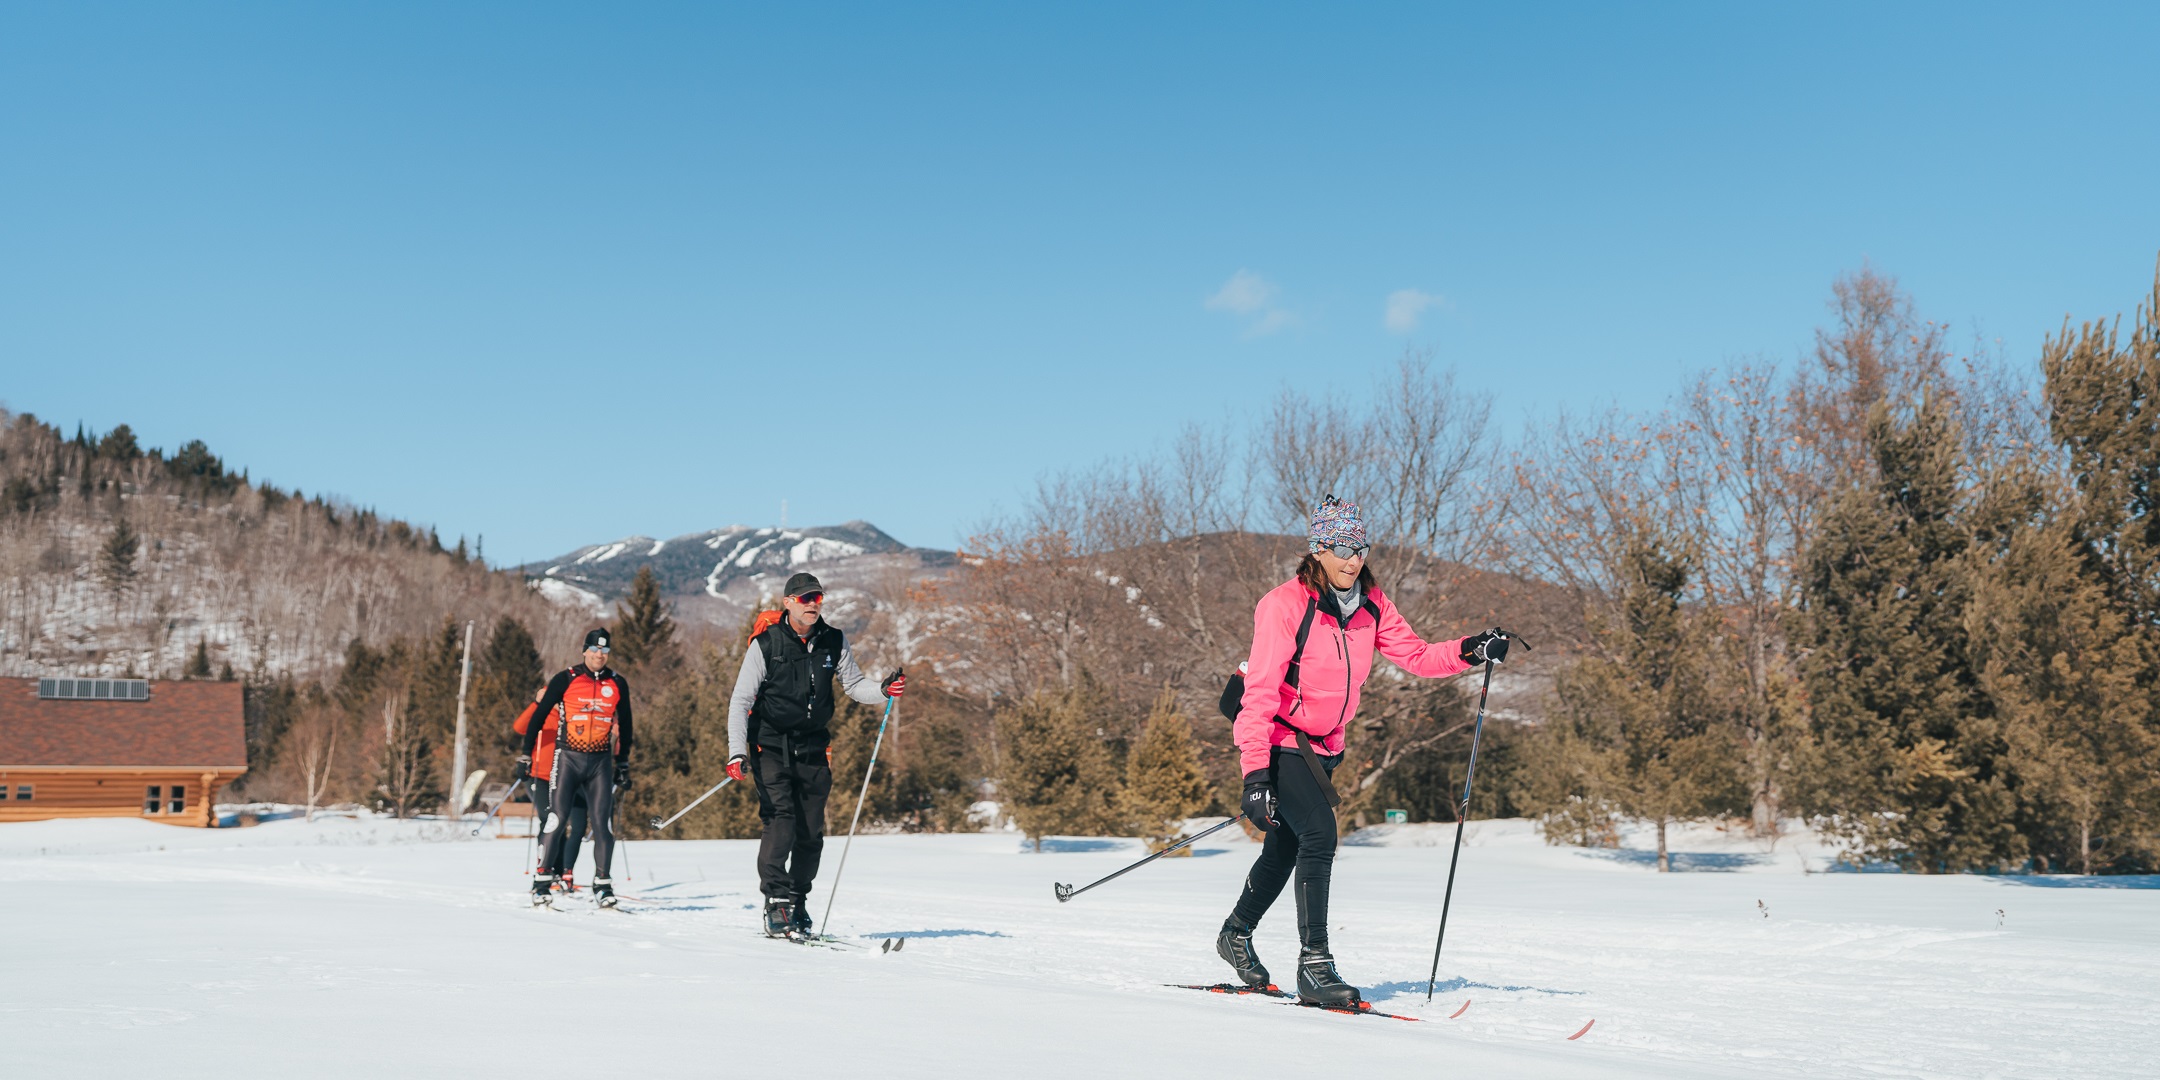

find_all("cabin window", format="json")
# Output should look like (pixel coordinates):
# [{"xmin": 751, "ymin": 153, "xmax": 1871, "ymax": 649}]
[
  {"xmin": 144, "ymin": 785, "xmax": 163, "ymax": 814},
  {"xmin": 14, "ymin": 785, "xmax": 27, "ymax": 801},
  {"xmin": 0, "ymin": 785, "xmax": 8, "ymax": 800},
  {"xmin": 169, "ymin": 786, "xmax": 187, "ymax": 814}
]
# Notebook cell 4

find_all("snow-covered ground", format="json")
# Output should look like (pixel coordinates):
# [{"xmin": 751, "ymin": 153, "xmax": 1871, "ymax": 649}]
[{"xmin": 4, "ymin": 814, "xmax": 2153, "ymax": 1078}]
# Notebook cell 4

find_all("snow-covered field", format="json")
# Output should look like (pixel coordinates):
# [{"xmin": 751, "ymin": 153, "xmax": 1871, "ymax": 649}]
[{"xmin": 4, "ymin": 814, "xmax": 2153, "ymax": 1078}]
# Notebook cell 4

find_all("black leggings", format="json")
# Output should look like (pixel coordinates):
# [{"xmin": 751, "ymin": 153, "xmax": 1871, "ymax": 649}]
[
  {"xmin": 540, "ymin": 749, "xmax": 616, "ymax": 880},
  {"xmin": 529, "ymin": 779, "xmax": 588, "ymax": 876},
  {"xmin": 1232, "ymin": 747, "xmax": 1340, "ymax": 951}
]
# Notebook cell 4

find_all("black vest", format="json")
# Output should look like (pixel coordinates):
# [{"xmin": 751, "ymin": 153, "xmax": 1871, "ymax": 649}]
[{"xmin": 750, "ymin": 618, "xmax": 846, "ymax": 747}]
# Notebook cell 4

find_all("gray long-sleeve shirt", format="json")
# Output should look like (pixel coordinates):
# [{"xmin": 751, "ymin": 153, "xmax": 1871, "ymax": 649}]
[{"xmin": 727, "ymin": 627, "xmax": 886, "ymax": 759}]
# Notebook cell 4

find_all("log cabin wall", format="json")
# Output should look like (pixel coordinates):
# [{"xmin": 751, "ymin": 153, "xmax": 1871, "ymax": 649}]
[{"xmin": 0, "ymin": 766, "xmax": 248, "ymax": 827}]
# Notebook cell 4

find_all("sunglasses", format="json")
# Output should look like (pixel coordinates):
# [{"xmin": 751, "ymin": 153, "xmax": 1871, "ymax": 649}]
[
  {"xmin": 586, "ymin": 645, "xmax": 610, "ymax": 654},
  {"xmin": 791, "ymin": 591, "xmax": 824, "ymax": 604},
  {"xmin": 1320, "ymin": 543, "xmax": 1369, "ymax": 560}
]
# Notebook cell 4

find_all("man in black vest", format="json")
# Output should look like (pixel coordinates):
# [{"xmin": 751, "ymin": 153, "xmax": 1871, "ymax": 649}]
[{"xmin": 727, "ymin": 572, "xmax": 903, "ymax": 937}]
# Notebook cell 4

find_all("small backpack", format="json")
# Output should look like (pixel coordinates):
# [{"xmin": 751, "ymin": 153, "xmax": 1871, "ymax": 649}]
[{"xmin": 747, "ymin": 609, "xmax": 784, "ymax": 646}]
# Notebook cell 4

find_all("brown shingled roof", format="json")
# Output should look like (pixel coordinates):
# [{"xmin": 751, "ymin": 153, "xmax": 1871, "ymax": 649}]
[{"xmin": 0, "ymin": 678, "xmax": 246, "ymax": 767}]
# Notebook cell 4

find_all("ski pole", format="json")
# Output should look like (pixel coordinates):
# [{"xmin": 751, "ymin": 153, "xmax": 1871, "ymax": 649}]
[
  {"xmin": 820, "ymin": 684, "xmax": 899, "ymax": 936},
  {"xmin": 470, "ymin": 778, "xmax": 528, "ymax": 837},
  {"xmin": 1426, "ymin": 632, "xmax": 1530, "ymax": 1001},
  {"xmin": 1054, "ymin": 815, "xmax": 1243, "ymax": 902},
  {"xmin": 648, "ymin": 776, "xmax": 735, "ymax": 830}
]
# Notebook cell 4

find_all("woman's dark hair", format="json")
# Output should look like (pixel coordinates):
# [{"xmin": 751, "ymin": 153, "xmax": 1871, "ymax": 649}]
[{"xmin": 1297, "ymin": 553, "xmax": 1376, "ymax": 595}]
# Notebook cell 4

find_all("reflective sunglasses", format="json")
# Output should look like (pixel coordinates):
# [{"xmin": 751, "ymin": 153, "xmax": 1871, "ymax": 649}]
[
  {"xmin": 1320, "ymin": 543, "xmax": 1369, "ymax": 560},
  {"xmin": 791, "ymin": 591, "xmax": 825, "ymax": 604}
]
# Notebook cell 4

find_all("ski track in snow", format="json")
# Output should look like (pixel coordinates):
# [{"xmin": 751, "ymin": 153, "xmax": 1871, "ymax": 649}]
[{"xmin": 2, "ymin": 818, "xmax": 2152, "ymax": 1078}]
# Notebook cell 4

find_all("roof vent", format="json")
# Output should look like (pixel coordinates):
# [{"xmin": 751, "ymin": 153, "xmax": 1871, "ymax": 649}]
[{"xmin": 37, "ymin": 678, "xmax": 150, "ymax": 701}]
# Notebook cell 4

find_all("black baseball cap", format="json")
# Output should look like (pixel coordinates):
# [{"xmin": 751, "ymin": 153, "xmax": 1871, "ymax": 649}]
[
  {"xmin": 583, "ymin": 628, "xmax": 612, "ymax": 651},
  {"xmin": 783, "ymin": 572, "xmax": 823, "ymax": 598}
]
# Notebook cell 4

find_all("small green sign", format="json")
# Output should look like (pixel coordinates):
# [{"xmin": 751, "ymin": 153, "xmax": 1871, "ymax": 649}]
[{"xmin": 1385, "ymin": 809, "xmax": 1408, "ymax": 824}]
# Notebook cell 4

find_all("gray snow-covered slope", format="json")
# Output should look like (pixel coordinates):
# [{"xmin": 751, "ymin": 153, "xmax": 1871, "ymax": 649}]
[{"xmin": 520, "ymin": 522, "xmax": 955, "ymax": 627}]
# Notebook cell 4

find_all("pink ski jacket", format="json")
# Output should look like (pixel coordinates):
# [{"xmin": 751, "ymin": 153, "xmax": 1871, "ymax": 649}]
[{"xmin": 1234, "ymin": 577, "xmax": 1471, "ymax": 776}]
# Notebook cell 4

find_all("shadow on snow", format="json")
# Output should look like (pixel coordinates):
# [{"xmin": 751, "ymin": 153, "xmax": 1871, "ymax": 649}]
[
  {"xmin": 1026, "ymin": 838, "xmax": 1135, "ymax": 854},
  {"xmin": 1575, "ymin": 848, "xmax": 1774, "ymax": 872},
  {"xmin": 1024, "ymin": 837, "xmax": 1233, "ymax": 857},
  {"xmin": 1985, "ymin": 873, "xmax": 2160, "ymax": 889},
  {"xmin": 856, "ymin": 928, "xmax": 1010, "ymax": 938},
  {"xmin": 1371, "ymin": 977, "xmax": 1586, "ymax": 998}
]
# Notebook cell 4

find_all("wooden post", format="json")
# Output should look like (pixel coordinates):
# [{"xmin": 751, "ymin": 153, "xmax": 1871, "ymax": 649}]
[{"xmin": 450, "ymin": 620, "xmax": 475, "ymax": 815}]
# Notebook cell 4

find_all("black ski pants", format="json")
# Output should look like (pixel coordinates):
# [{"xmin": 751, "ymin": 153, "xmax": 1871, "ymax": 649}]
[
  {"xmin": 529, "ymin": 779, "xmax": 588, "ymax": 876},
  {"xmin": 540, "ymin": 749, "xmax": 616, "ymax": 880},
  {"xmin": 752, "ymin": 742, "xmax": 832, "ymax": 901},
  {"xmin": 1231, "ymin": 747, "xmax": 1341, "ymax": 952}
]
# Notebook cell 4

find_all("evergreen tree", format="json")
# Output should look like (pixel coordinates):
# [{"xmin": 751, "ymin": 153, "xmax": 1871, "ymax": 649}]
[
  {"xmin": 186, "ymin": 638, "xmax": 213, "ymax": 680},
  {"xmin": 2022, "ymin": 267, "xmax": 2160, "ymax": 872},
  {"xmin": 1795, "ymin": 397, "xmax": 2019, "ymax": 871},
  {"xmin": 610, "ymin": 565, "xmax": 678, "ymax": 674},
  {"xmin": 98, "ymin": 518, "xmax": 139, "ymax": 592},
  {"xmin": 1525, "ymin": 527, "xmax": 1747, "ymax": 869},
  {"xmin": 333, "ymin": 638, "xmax": 385, "ymax": 719},
  {"xmin": 997, "ymin": 685, "xmax": 1122, "ymax": 849},
  {"xmin": 409, "ymin": 619, "xmax": 466, "ymax": 803},
  {"xmin": 1970, "ymin": 481, "xmax": 2157, "ymax": 873},
  {"xmin": 471, "ymin": 616, "xmax": 545, "ymax": 782},
  {"xmin": 1121, "ymin": 691, "xmax": 1214, "ymax": 847},
  {"xmin": 2042, "ymin": 267, "xmax": 2160, "ymax": 639},
  {"xmin": 616, "ymin": 640, "xmax": 764, "ymax": 840},
  {"xmin": 167, "ymin": 439, "xmax": 223, "ymax": 482},
  {"xmin": 97, "ymin": 423, "xmax": 140, "ymax": 460},
  {"xmin": 240, "ymin": 673, "xmax": 302, "ymax": 780}
]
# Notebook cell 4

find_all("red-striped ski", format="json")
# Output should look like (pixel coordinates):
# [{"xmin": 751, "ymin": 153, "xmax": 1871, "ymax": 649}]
[{"xmin": 1167, "ymin": 983, "xmax": 1424, "ymax": 1022}]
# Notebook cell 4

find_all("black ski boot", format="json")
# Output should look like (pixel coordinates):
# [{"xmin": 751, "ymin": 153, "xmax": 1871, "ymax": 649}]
[
  {"xmin": 762, "ymin": 898, "xmax": 792, "ymax": 938},
  {"xmin": 1296, "ymin": 947, "xmax": 1361, "ymax": 1008},
  {"xmin": 789, "ymin": 897, "xmax": 813, "ymax": 937},
  {"xmin": 530, "ymin": 877, "xmax": 555, "ymax": 907},
  {"xmin": 592, "ymin": 878, "xmax": 617, "ymax": 908},
  {"xmin": 1216, "ymin": 915, "xmax": 1270, "ymax": 988}
]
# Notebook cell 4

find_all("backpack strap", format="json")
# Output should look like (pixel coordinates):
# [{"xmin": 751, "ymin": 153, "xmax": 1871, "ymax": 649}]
[
  {"xmin": 1281, "ymin": 598, "xmax": 1319, "ymax": 691},
  {"xmin": 1274, "ymin": 596, "xmax": 1342, "ymax": 808}
]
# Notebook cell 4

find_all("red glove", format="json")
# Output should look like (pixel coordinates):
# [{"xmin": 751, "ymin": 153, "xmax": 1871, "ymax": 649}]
[
  {"xmin": 726, "ymin": 756, "xmax": 747, "ymax": 783},
  {"xmin": 881, "ymin": 669, "xmax": 906, "ymax": 698}
]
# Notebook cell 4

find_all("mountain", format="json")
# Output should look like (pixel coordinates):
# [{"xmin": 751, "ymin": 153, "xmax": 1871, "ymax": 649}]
[{"xmin": 519, "ymin": 521, "xmax": 956, "ymax": 629}]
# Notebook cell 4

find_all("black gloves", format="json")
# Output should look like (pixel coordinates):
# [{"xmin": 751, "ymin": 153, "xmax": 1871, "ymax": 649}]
[
  {"xmin": 1241, "ymin": 771, "xmax": 1276, "ymax": 833},
  {"xmin": 513, "ymin": 755, "xmax": 532, "ymax": 781},
  {"xmin": 612, "ymin": 760, "xmax": 631, "ymax": 789},
  {"xmin": 881, "ymin": 667, "xmax": 907, "ymax": 699},
  {"xmin": 1460, "ymin": 628, "xmax": 1521, "ymax": 666}
]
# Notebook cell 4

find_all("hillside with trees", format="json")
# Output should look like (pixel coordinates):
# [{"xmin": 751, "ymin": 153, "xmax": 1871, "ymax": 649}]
[{"xmin": 4, "ymin": 261, "xmax": 2154, "ymax": 875}]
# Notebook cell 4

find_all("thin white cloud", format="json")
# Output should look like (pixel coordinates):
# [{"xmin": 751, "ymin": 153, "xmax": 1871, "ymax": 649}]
[
  {"xmin": 1250, "ymin": 309, "xmax": 1296, "ymax": 337},
  {"xmin": 1206, "ymin": 269, "xmax": 1294, "ymax": 337},
  {"xmin": 1206, "ymin": 269, "xmax": 1276, "ymax": 315},
  {"xmin": 1384, "ymin": 288, "xmax": 1447, "ymax": 333}
]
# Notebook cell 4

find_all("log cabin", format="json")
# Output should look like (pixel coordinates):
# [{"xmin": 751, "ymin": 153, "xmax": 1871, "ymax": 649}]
[{"xmin": 0, "ymin": 676, "xmax": 247, "ymax": 827}]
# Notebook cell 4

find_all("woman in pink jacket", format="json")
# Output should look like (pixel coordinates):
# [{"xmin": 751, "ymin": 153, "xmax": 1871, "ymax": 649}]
[{"xmin": 1218, "ymin": 495, "xmax": 1518, "ymax": 1007}]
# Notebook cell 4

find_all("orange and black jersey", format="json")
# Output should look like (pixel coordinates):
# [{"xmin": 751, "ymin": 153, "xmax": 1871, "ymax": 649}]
[{"xmin": 520, "ymin": 664, "xmax": 633, "ymax": 761}]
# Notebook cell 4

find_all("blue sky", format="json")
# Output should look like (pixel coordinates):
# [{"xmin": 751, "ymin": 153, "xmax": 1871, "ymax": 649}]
[{"xmin": 4, "ymin": 3, "xmax": 2156, "ymax": 564}]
